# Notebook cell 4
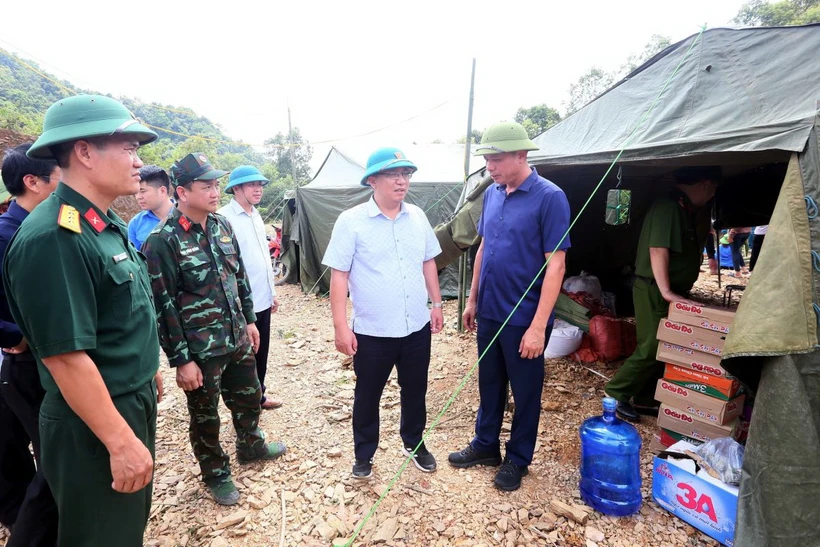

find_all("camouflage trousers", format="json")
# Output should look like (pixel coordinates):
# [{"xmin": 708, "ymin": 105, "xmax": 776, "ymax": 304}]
[{"xmin": 186, "ymin": 344, "xmax": 266, "ymax": 483}]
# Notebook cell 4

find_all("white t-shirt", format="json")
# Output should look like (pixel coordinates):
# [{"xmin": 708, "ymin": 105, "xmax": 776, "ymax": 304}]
[{"xmin": 217, "ymin": 200, "xmax": 275, "ymax": 314}]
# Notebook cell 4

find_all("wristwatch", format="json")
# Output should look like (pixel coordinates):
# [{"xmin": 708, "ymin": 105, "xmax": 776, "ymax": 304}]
[{"xmin": 431, "ymin": 302, "xmax": 443, "ymax": 309}]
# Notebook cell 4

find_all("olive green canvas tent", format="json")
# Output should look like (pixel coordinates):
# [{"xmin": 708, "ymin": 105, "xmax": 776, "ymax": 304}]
[
  {"xmin": 284, "ymin": 144, "xmax": 479, "ymax": 296},
  {"xmin": 434, "ymin": 24, "xmax": 820, "ymax": 545}
]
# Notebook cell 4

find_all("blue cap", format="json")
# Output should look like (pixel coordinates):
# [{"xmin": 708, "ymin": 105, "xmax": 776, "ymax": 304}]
[
  {"xmin": 224, "ymin": 165, "xmax": 270, "ymax": 194},
  {"xmin": 360, "ymin": 147, "xmax": 417, "ymax": 186}
]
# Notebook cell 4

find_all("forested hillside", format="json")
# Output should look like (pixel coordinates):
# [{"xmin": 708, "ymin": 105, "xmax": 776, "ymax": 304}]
[{"xmin": 0, "ymin": 48, "xmax": 311, "ymax": 220}]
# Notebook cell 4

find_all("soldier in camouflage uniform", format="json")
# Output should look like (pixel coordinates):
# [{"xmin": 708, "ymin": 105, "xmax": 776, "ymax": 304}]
[{"xmin": 142, "ymin": 153, "xmax": 286, "ymax": 506}]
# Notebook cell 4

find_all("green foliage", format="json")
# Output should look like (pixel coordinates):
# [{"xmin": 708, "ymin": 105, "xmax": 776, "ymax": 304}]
[
  {"xmin": 514, "ymin": 104, "xmax": 562, "ymax": 138},
  {"xmin": 566, "ymin": 68, "xmax": 615, "ymax": 116},
  {"xmin": 565, "ymin": 35, "xmax": 671, "ymax": 116},
  {"xmin": 734, "ymin": 0, "xmax": 820, "ymax": 25},
  {"xmin": 264, "ymin": 128, "xmax": 313, "ymax": 185},
  {"xmin": 0, "ymin": 47, "xmax": 311, "ymax": 223},
  {"xmin": 456, "ymin": 129, "xmax": 483, "ymax": 144},
  {"xmin": 621, "ymin": 35, "xmax": 672, "ymax": 74}
]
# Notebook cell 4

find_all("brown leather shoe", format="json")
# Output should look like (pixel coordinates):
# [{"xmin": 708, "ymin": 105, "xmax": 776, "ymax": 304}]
[{"xmin": 261, "ymin": 397, "xmax": 283, "ymax": 410}]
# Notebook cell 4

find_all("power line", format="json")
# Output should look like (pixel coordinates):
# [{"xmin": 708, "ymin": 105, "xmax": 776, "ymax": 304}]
[{"xmin": 2, "ymin": 42, "xmax": 457, "ymax": 152}]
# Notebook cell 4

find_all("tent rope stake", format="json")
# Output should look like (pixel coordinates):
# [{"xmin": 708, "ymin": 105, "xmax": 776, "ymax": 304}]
[{"xmin": 341, "ymin": 24, "xmax": 707, "ymax": 547}]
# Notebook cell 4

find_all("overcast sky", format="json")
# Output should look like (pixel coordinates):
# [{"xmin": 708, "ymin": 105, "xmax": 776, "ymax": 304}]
[{"xmin": 2, "ymin": 0, "xmax": 747, "ymax": 162}]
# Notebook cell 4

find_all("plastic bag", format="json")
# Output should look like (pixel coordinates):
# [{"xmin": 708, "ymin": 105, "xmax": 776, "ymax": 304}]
[
  {"xmin": 693, "ymin": 437, "xmax": 745, "ymax": 485},
  {"xmin": 562, "ymin": 271, "xmax": 602, "ymax": 300},
  {"xmin": 544, "ymin": 319, "xmax": 583, "ymax": 358}
]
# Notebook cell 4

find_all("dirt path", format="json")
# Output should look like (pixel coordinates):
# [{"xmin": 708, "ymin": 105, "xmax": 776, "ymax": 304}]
[{"xmin": 138, "ymin": 269, "xmax": 744, "ymax": 547}]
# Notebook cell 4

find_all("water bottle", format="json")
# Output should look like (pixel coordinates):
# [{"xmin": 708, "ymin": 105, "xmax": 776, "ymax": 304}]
[{"xmin": 579, "ymin": 397, "xmax": 642, "ymax": 516}]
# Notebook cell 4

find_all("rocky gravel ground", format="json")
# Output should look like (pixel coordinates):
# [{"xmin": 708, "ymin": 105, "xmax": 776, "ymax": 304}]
[{"xmin": 0, "ymin": 270, "xmax": 744, "ymax": 547}]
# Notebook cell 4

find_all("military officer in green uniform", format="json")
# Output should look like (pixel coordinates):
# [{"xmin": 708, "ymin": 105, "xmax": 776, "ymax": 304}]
[
  {"xmin": 2, "ymin": 95, "xmax": 163, "ymax": 546},
  {"xmin": 605, "ymin": 167, "xmax": 719, "ymax": 422},
  {"xmin": 142, "ymin": 153, "xmax": 286, "ymax": 506}
]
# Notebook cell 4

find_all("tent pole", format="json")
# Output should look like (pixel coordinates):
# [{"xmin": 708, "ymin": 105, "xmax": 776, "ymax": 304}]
[{"xmin": 458, "ymin": 58, "xmax": 477, "ymax": 332}]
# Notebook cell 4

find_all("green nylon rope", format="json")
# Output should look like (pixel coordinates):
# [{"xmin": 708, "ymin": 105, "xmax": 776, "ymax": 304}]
[{"xmin": 342, "ymin": 25, "xmax": 707, "ymax": 547}]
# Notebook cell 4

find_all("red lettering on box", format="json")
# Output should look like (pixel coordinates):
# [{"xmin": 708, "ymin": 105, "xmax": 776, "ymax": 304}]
[
  {"xmin": 676, "ymin": 483, "xmax": 718, "ymax": 523},
  {"xmin": 663, "ymin": 407, "xmax": 694, "ymax": 423},
  {"xmin": 661, "ymin": 381, "xmax": 688, "ymax": 396},
  {"xmin": 674, "ymin": 302, "xmax": 704, "ymax": 315},
  {"xmin": 664, "ymin": 321, "xmax": 694, "ymax": 334}
]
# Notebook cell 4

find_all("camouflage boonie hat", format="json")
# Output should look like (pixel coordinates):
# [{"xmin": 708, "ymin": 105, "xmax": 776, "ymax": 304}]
[{"xmin": 170, "ymin": 153, "xmax": 228, "ymax": 186}]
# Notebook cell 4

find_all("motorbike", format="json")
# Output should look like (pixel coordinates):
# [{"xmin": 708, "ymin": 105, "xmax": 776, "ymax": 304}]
[{"xmin": 268, "ymin": 230, "xmax": 288, "ymax": 285}]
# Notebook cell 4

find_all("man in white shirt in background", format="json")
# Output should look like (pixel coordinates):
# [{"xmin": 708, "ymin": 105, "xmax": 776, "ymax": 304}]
[
  {"xmin": 218, "ymin": 166, "xmax": 282, "ymax": 410},
  {"xmin": 750, "ymin": 225, "xmax": 768, "ymax": 272}
]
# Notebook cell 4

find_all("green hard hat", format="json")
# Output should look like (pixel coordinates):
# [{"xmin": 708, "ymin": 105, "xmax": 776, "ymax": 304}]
[
  {"xmin": 473, "ymin": 122, "xmax": 539, "ymax": 156},
  {"xmin": 27, "ymin": 95, "xmax": 158, "ymax": 159}
]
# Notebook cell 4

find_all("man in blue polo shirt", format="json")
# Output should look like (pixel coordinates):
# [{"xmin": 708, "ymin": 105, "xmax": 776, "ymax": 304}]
[
  {"xmin": 449, "ymin": 122, "xmax": 571, "ymax": 491},
  {"xmin": 128, "ymin": 165, "xmax": 173, "ymax": 250}
]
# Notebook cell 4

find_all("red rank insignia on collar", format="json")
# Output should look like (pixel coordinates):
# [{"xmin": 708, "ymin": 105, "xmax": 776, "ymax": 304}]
[
  {"xmin": 178, "ymin": 215, "xmax": 192, "ymax": 232},
  {"xmin": 83, "ymin": 208, "xmax": 106, "ymax": 233}
]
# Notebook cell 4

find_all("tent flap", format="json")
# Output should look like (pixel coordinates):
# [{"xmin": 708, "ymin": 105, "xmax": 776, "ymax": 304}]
[{"xmin": 724, "ymin": 151, "xmax": 819, "ymax": 358}]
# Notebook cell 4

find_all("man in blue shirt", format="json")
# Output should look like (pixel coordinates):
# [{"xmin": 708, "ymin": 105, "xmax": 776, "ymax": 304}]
[
  {"xmin": 449, "ymin": 122, "xmax": 571, "ymax": 491},
  {"xmin": 0, "ymin": 144, "xmax": 59, "ymax": 546},
  {"xmin": 128, "ymin": 165, "xmax": 173, "ymax": 250},
  {"xmin": 323, "ymin": 147, "xmax": 443, "ymax": 480}
]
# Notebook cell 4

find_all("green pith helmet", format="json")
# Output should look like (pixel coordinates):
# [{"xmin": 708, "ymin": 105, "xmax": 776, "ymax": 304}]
[
  {"xmin": 27, "ymin": 95, "xmax": 158, "ymax": 159},
  {"xmin": 473, "ymin": 122, "xmax": 539, "ymax": 156}
]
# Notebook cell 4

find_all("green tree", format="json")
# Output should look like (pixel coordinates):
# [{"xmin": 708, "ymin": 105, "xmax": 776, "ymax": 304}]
[
  {"xmin": 734, "ymin": 0, "xmax": 820, "ymax": 25},
  {"xmin": 565, "ymin": 35, "xmax": 671, "ymax": 116},
  {"xmin": 566, "ymin": 68, "xmax": 614, "ymax": 116},
  {"xmin": 456, "ymin": 129, "xmax": 483, "ymax": 144},
  {"xmin": 621, "ymin": 34, "xmax": 672, "ymax": 73},
  {"xmin": 264, "ymin": 128, "xmax": 313, "ymax": 185},
  {"xmin": 514, "ymin": 104, "xmax": 562, "ymax": 138}
]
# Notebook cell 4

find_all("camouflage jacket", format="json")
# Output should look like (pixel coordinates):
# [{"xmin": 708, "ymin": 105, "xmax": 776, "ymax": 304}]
[{"xmin": 142, "ymin": 207, "xmax": 256, "ymax": 366}]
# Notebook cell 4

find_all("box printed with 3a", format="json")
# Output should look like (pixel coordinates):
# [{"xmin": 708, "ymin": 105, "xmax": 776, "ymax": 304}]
[{"xmin": 653, "ymin": 441, "xmax": 738, "ymax": 546}]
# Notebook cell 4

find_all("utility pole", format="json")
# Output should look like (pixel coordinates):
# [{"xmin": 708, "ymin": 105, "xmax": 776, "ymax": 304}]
[{"xmin": 457, "ymin": 59, "xmax": 477, "ymax": 332}]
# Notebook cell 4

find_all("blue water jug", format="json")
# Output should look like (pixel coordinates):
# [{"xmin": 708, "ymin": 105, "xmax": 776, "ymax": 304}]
[{"xmin": 579, "ymin": 397, "xmax": 642, "ymax": 516}]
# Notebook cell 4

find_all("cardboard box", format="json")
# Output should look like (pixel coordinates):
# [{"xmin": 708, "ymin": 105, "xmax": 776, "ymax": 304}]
[
  {"xmin": 648, "ymin": 437, "xmax": 666, "ymax": 454},
  {"xmin": 660, "ymin": 428, "xmax": 704, "ymax": 447},
  {"xmin": 652, "ymin": 441, "xmax": 738, "ymax": 546},
  {"xmin": 657, "ymin": 318, "xmax": 727, "ymax": 356},
  {"xmin": 657, "ymin": 404, "xmax": 742, "ymax": 442},
  {"xmin": 654, "ymin": 380, "xmax": 745, "ymax": 425},
  {"xmin": 656, "ymin": 341, "xmax": 728, "ymax": 377},
  {"xmin": 664, "ymin": 364, "xmax": 741, "ymax": 400},
  {"xmin": 668, "ymin": 301, "xmax": 735, "ymax": 332}
]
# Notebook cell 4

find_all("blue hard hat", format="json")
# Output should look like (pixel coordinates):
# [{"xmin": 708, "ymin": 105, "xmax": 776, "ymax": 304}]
[
  {"xmin": 225, "ymin": 165, "xmax": 270, "ymax": 194},
  {"xmin": 360, "ymin": 147, "xmax": 417, "ymax": 186}
]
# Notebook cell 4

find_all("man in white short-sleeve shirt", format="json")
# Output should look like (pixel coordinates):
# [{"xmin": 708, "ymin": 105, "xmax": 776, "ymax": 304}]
[
  {"xmin": 218, "ymin": 165, "xmax": 282, "ymax": 410},
  {"xmin": 323, "ymin": 147, "xmax": 443, "ymax": 480}
]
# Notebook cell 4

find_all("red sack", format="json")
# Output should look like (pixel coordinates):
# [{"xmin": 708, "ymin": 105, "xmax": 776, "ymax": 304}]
[
  {"xmin": 572, "ymin": 334, "xmax": 600, "ymax": 363},
  {"xmin": 588, "ymin": 316, "xmax": 637, "ymax": 362}
]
